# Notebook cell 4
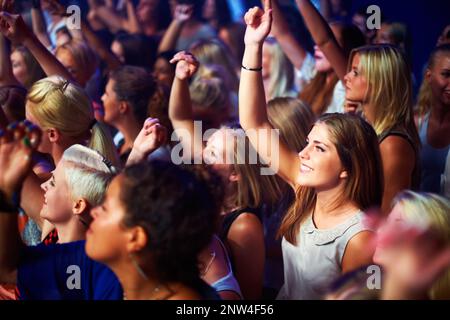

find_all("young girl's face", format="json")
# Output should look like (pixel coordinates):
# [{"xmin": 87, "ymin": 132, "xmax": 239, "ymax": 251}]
[
  {"xmin": 344, "ymin": 53, "xmax": 369, "ymax": 103},
  {"xmin": 11, "ymin": 51, "xmax": 28, "ymax": 86},
  {"xmin": 86, "ymin": 175, "xmax": 129, "ymax": 264},
  {"xmin": 427, "ymin": 53, "xmax": 450, "ymax": 107},
  {"xmin": 296, "ymin": 123, "xmax": 347, "ymax": 190},
  {"xmin": 40, "ymin": 161, "xmax": 74, "ymax": 224}
]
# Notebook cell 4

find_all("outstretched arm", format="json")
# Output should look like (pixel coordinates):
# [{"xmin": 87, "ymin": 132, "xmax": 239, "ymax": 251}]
[
  {"xmin": 0, "ymin": 121, "xmax": 41, "ymax": 284},
  {"xmin": 168, "ymin": 51, "xmax": 204, "ymax": 162},
  {"xmin": 30, "ymin": 0, "xmax": 52, "ymax": 48},
  {"xmin": 295, "ymin": 0, "xmax": 347, "ymax": 81},
  {"xmin": 0, "ymin": 34, "xmax": 20, "ymax": 87},
  {"xmin": 262, "ymin": 0, "xmax": 307, "ymax": 70},
  {"xmin": 0, "ymin": 11, "xmax": 74, "ymax": 81},
  {"xmin": 158, "ymin": 4, "xmax": 193, "ymax": 54},
  {"xmin": 239, "ymin": 1, "xmax": 300, "ymax": 187}
]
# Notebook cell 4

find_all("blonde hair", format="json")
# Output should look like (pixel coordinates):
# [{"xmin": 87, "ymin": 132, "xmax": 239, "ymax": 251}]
[
  {"xmin": 190, "ymin": 64, "xmax": 230, "ymax": 112},
  {"xmin": 349, "ymin": 45, "xmax": 417, "ymax": 139},
  {"xmin": 189, "ymin": 39, "xmax": 239, "ymax": 92},
  {"xmin": 26, "ymin": 76, "xmax": 120, "ymax": 167},
  {"xmin": 219, "ymin": 127, "xmax": 283, "ymax": 210},
  {"xmin": 264, "ymin": 38, "xmax": 295, "ymax": 100},
  {"xmin": 267, "ymin": 97, "xmax": 315, "ymax": 153},
  {"xmin": 278, "ymin": 114, "xmax": 383, "ymax": 244},
  {"xmin": 62, "ymin": 144, "xmax": 117, "ymax": 206},
  {"xmin": 393, "ymin": 191, "xmax": 450, "ymax": 300}
]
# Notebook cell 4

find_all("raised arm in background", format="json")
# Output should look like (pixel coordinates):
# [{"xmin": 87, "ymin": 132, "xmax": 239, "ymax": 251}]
[
  {"xmin": 0, "ymin": 34, "xmax": 20, "ymax": 87},
  {"xmin": 158, "ymin": 4, "xmax": 193, "ymax": 54},
  {"xmin": 261, "ymin": 0, "xmax": 307, "ymax": 69},
  {"xmin": 0, "ymin": 11, "xmax": 73, "ymax": 81},
  {"xmin": 295, "ymin": 0, "xmax": 347, "ymax": 81},
  {"xmin": 168, "ymin": 51, "xmax": 204, "ymax": 162},
  {"xmin": 30, "ymin": 0, "xmax": 52, "ymax": 48},
  {"xmin": 239, "ymin": 0, "xmax": 300, "ymax": 187}
]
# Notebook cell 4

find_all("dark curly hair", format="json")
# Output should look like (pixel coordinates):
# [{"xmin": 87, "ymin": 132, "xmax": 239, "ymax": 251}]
[{"xmin": 120, "ymin": 161, "xmax": 222, "ymax": 285}]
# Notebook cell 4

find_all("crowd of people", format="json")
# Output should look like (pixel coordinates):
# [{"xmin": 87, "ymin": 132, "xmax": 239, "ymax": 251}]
[{"xmin": 0, "ymin": 0, "xmax": 449, "ymax": 301}]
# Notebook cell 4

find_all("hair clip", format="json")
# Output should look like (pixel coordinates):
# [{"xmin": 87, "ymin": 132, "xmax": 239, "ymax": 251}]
[
  {"xmin": 60, "ymin": 79, "xmax": 70, "ymax": 93},
  {"xmin": 102, "ymin": 156, "xmax": 116, "ymax": 174}
]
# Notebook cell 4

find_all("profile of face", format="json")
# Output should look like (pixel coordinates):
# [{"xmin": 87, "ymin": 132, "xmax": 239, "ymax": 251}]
[
  {"xmin": 203, "ymin": 129, "xmax": 235, "ymax": 182},
  {"xmin": 55, "ymin": 29, "xmax": 71, "ymax": 47},
  {"xmin": 344, "ymin": 53, "xmax": 369, "ymax": 103},
  {"xmin": 56, "ymin": 48, "xmax": 90, "ymax": 87},
  {"xmin": 40, "ymin": 161, "xmax": 74, "ymax": 224},
  {"xmin": 86, "ymin": 174, "xmax": 130, "ymax": 264},
  {"xmin": 101, "ymin": 79, "xmax": 122, "ymax": 125},
  {"xmin": 427, "ymin": 53, "xmax": 450, "ymax": 107},
  {"xmin": 296, "ymin": 123, "xmax": 348, "ymax": 190},
  {"xmin": 25, "ymin": 105, "xmax": 53, "ymax": 154},
  {"xmin": 111, "ymin": 41, "xmax": 125, "ymax": 64},
  {"xmin": 314, "ymin": 24, "xmax": 343, "ymax": 73},
  {"xmin": 11, "ymin": 51, "xmax": 28, "ymax": 86},
  {"xmin": 153, "ymin": 57, "xmax": 175, "ymax": 88}
]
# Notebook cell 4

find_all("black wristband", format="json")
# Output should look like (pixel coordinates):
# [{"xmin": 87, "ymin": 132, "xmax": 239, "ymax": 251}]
[{"xmin": 241, "ymin": 65, "xmax": 263, "ymax": 72}]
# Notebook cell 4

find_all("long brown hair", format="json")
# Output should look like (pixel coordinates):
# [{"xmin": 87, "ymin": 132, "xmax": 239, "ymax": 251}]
[{"xmin": 278, "ymin": 113, "xmax": 383, "ymax": 244}]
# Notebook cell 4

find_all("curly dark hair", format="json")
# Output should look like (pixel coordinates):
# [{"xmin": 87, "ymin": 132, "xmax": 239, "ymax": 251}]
[{"xmin": 120, "ymin": 161, "xmax": 222, "ymax": 285}]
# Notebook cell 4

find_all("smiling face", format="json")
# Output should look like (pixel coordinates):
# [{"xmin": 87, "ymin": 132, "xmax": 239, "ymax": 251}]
[
  {"xmin": 40, "ymin": 161, "xmax": 74, "ymax": 224},
  {"xmin": 86, "ymin": 174, "xmax": 130, "ymax": 264},
  {"xmin": 296, "ymin": 123, "xmax": 347, "ymax": 191},
  {"xmin": 427, "ymin": 53, "xmax": 450, "ymax": 107},
  {"xmin": 344, "ymin": 53, "xmax": 369, "ymax": 103}
]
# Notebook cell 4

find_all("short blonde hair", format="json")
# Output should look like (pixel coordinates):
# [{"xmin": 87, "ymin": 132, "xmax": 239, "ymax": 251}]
[
  {"xmin": 26, "ymin": 76, "xmax": 120, "ymax": 167},
  {"xmin": 62, "ymin": 144, "xmax": 117, "ymax": 206},
  {"xmin": 393, "ymin": 191, "xmax": 450, "ymax": 300}
]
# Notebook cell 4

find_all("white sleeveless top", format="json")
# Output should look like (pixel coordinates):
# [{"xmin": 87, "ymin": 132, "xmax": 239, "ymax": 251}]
[{"xmin": 277, "ymin": 211, "xmax": 371, "ymax": 300}]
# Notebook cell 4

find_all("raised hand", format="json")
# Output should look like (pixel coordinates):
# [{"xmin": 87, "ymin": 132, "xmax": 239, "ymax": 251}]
[
  {"xmin": 0, "ymin": 12, "xmax": 32, "ymax": 44},
  {"xmin": 170, "ymin": 51, "xmax": 199, "ymax": 81},
  {"xmin": 173, "ymin": 4, "xmax": 193, "ymax": 23},
  {"xmin": 0, "ymin": 121, "xmax": 41, "ymax": 198},
  {"xmin": 243, "ymin": 0, "xmax": 272, "ymax": 46},
  {"xmin": 127, "ymin": 118, "xmax": 168, "ymax": 165}
]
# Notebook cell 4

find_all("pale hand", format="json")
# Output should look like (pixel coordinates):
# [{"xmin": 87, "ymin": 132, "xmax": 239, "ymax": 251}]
[
  {"xmin": 174, "ymin": 4, "xmax": 193, "ymax": 23},
  {"xmin": 170, "ymin": 51, "xmax": 199, "ymax": 81},
  {"xmin": 0, "ymin": 12, "xmax": 32, "ymax": 43},
  {"xmin": 243, "ymin": 0, "xmax": 273, "ymax": 46}
]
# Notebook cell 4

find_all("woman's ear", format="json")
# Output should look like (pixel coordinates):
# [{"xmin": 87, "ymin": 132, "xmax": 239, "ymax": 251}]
[
  {"xmin": 72, "ymin": 198, "xmax": 88, "ymax": 215},
  {"xmin": 339, "ymin": 170, "xmax": 348, "ymax": 179},
  {"xmin": 47, "ymin": 127, "xmax": 61, "ymax": 143},
  {"xmin": 126, "ymin": 226, "xmax": 149, "ymax": 254},
  {"xmin": 119, "ymin": 101, "xmax": 130, "ymax": 115},
  {"xmin": 425, "ymin": 69, "xmax": 432, "ymax": 83}
]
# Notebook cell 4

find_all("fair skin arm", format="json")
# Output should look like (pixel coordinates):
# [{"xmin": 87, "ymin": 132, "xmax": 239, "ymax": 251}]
[
  {"xmin": 30, "ymin": 4, "xmax": 52, "ymax": 48},
  {"xmin": 341, "ymin": 231, "xmax": 375, "ymax": 274},
  {"xmin": 124, "ymin": 0, "xmax": 141, "ymax": 34},
  {"xmin": 239, "ymin": 1, "xmax": 300, "ymax": 187},
  {"xmin": 379, "ymin": 136, "xmax": 415, "ymax": 215},
  {"xmin": 294, "ymin": 0, "xmax": 348, "ymax": 82},
  {"xmin": 157, "ymin": 4, "xmax": 193, "ymax": 54},
  {"xmin": 168, "ymin": 51, "xmax": 204, "ymax": 161},
  {"xmin": 227, "ymin": 213, "xmax": 265, "ymax": 300},
  {"xmin": 0, "ymin": 12, "xmax": 74, "ymax": 81},
  {"xmin": 262, "ymin": 0, "xmax": 307, "ymax": 69}
]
